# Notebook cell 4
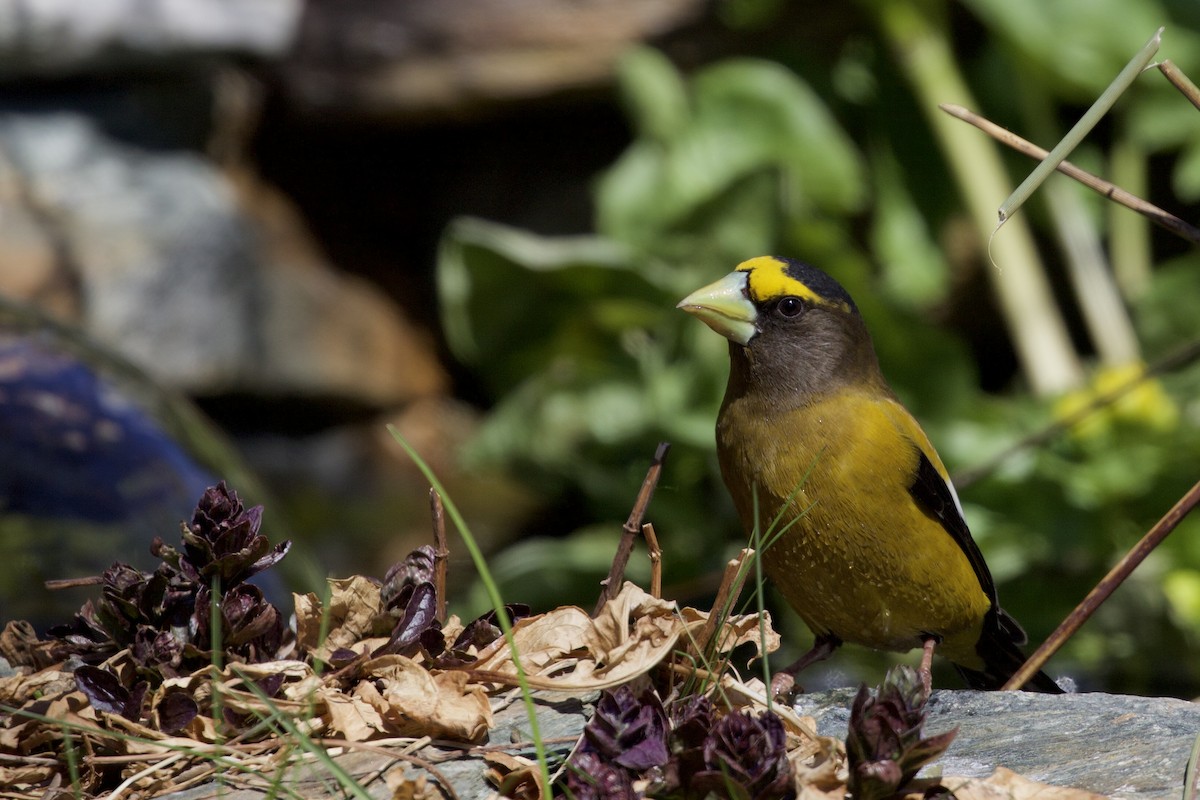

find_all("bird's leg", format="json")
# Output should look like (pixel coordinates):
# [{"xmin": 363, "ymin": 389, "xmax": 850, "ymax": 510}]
[
  {"xmin": 770, "ymin": 633, "xmax": 842, "ymax": 699},
  {"xmin": 918, "ymin": 635, "xmax": 940, "ymax": 697}
]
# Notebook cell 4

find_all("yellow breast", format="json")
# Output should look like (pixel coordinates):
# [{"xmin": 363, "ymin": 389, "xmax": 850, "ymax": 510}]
[{"xmin": 717, "ymin": 390, "xmax": 991, "ymax": 665}]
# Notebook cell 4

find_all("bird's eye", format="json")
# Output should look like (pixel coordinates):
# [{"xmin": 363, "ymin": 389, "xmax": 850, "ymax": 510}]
[{"xmin": 776, "ymin": 297, "xmax": 804, "ymax": 318}]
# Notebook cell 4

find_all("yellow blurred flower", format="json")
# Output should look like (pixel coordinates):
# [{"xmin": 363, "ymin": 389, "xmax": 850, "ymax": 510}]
[{"xmin": 1053, "ymin": 362, "xmax": 1179, "ymax": 441}]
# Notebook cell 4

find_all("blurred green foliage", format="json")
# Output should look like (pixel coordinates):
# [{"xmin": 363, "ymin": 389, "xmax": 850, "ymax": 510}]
[{"xmin": 438, "ymin": 0, "xmax": 1200, "ymax": 696}]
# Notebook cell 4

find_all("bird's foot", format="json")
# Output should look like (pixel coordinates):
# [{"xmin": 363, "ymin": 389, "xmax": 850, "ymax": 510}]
[
  {"xmin": 769, "ymin": 633, "xmax": 841, "ymax": 702},
  {"xmin": 770, "ymin": 671, "xmax": 799, "ymax": 702},
  {"xmin": 918, "ymin": 635, "xmax": 939, "ymax": 697}
]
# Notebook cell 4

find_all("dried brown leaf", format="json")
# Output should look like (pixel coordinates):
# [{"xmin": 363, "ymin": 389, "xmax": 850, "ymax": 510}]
[
  {"xmin": 386, "ymin": 770, "xmax": 442, "ymax": 800},
  {"xmin": 0, "ymin": 621, "xmax": 57, "ymax": 670},
  {"xmin": 472, "ymin": 583, "xmax": 697, "ymax": 691},
  {"xmin": 102, "ymin": 712, "xmax": 170, "ymax": 752},
  {"xmin": 792, "ymin": 732, "xmax": 848, "ymax": 800},
  {"xmin": 357, "ymin": 655, "xmax": 492, "ymax": 742},
  {"xmin": 484, "ymin": 751, "xmax": 544, "ymax": 800},
  {"xmin": 0, "ymin": 668, "xmax": 75, "ymax": 707},
  {"xmin": 295, "ymin": 575, "xmax": 387, "ymax": 658},
  {"xmin": 942, "ymin": 767, "xmax": 1108, "ymax": 800},
  {"xmin": 0, "ymin": 764, "xmax": 58, "ymax": 788},
  {"xmin": 323, "ymin": 689, "xmax": 388, "ymax": 741},
  {"xmin": 679, "ymin": 607, "xmax": 781, "ymax": 661}
]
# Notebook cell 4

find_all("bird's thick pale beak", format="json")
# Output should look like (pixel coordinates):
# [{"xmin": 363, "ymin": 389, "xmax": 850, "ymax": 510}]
[{"xmin": 677, "ymin": 271, "xmax": 757, "ymax": 346}]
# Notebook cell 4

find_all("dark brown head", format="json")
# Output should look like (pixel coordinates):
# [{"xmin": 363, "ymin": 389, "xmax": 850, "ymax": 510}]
[{"xmin": 678, "ymin": 256, "xmax": 885, "ymax": 405}]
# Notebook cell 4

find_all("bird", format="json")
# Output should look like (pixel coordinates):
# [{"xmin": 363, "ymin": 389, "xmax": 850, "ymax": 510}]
[{"xmin": 677, "ymin": 255, "xmax": 1061, "ymax": 693}]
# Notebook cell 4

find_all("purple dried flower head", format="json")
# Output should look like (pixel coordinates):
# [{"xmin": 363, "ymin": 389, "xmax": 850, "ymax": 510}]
[
  {"xmin": 847, "ymin": 666, "xmax": 958, "ymax": 800},
  {"xmin": 181, "ymin": 482, "xmax": 289, "ymax": 587},
  {"xmin": 668, "ymin": 694, "xmax": 716, "ymax": 751},
  {"xmin": 583, "ymin": 685, "xmax": 670, "ymax": 772},
  {"xmin": 559, "ymin": 750, "xmax": 636, "ymax": 800},
  {"xmin": 192, "ymin": 583, "xmax": 288, "ymax": 664},
  {"xmin": 693, "ymin": 710, "xmax": 792, "ymax": 799},
  {"xmin": 133, "ymin": 626, "xmax": 184, "ymax": 677},
  {"xmin": 381, "ymin": 546, "xmax": 437, "ymax": 609}
]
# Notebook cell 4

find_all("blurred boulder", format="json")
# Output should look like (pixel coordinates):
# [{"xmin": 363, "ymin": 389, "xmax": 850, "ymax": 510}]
[
  {"xmin": 0, "ymin": 111, "xmax": 445, "ymax": 406},
  {"xmin": 280, "ymin": 0, "xmax": 705, "ymax": 117},
  {"xmin": 0, "ymin": 0, "xmax": 713, "ymax": 605},
  {"xmin": 0, "ymin": 0, "xmax": 301, "ymax": 78}
]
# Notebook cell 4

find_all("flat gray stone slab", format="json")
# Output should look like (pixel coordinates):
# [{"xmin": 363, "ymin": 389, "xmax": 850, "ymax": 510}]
[
  {"xmin": 151, "ymin": 689, "xmax": 1198, "ymax": 799},
  {"xmin": 794, "ymin": 689, "xmax": 1200, "ymax": 799}
]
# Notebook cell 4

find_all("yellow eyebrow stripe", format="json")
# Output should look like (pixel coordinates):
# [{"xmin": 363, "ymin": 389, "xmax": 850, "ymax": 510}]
[{"xmin": 735, "ymin": 256, "xmax": 851, "ymax": 312}]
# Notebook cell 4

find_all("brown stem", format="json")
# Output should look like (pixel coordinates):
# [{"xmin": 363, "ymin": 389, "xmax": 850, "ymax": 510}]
[
  {"xmin": 430, "ymin": 488, "xmax": 449, "ymax": 623},
  {"xmin": 642, "ymin": 523, "xmax": 662, "ymax": 599},
  {"xmin": 1004, "ymin": 478, "xmax": 1200, "ymax": 689},
  {"xmin": 593, "ymin": 442, "xmax": 671, "ymax": 616},
  {"xmin": 1159, "ymin": 60, "xmax": 1200, "ymax": 112},
  {"xmin": 44, "ymin": 576, "xmax": 104, "ymax": 590},
  {"xmin": 687, "ymin": 548, "xmax": 754, "ymax": 659},
  {"xmin": 940, "ymin": 102, "xmax": 1200, "ymax": 246}
]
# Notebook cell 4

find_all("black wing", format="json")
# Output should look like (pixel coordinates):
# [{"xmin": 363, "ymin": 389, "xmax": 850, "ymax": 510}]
[
  {"xmin": 909, "ymin": 450, "xmax": 999, "ymax": 611},
  {"xmin": 910, "ymin": 450, "xmax": 1062, "ymax": 691}
]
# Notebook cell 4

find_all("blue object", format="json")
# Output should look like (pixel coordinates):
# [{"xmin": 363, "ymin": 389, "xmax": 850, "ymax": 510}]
[{"xmin": 0, "ymin": 333, "xmax": 214, "ymax": 525}]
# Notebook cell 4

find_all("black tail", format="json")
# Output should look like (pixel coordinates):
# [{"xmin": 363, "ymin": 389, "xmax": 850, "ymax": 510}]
[{"xmin": 955, "ymin": 608, "xmax": 1063, "ymax": 693}]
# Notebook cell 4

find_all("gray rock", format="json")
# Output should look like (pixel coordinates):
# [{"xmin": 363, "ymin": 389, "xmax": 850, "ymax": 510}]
[
  {"xmin": 0, "ymin": 112, "xmax": 259, "ymax": 391},
  {"xmin": 158, "ymin": 691, "xmax": 590, "ymax": 800},
  {"xmin": 0, "ymin": 111, "xmax": 445, "ymax": 406},
  {"xmin": 279, "ymin": 0, "xmax": 705, "ymax": 117},
  {"xmin": 794, "ymin": 688, "xmax": 1200, "ymax": 799},
  {"xmin": 141, "ymin": 689, "xmax": 1199, "ymax": 799},
  {"xmin": 0, "ymin": 0, "xmax": 300, "ymax": 78}
]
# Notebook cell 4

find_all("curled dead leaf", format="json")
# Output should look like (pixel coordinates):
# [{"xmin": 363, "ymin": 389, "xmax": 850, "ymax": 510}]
[
  {"xmin": 941, "ymin": 767, "xmax": 1107, "ymax": 800},
  {"xmin": 469, "ymin": 582, "xmax": 700, "ymax": 691},
  {"xmin": 356, "ymin": 655, "xmax": 492, "ymax": 742},
  {"xmin": 484, "ymin": 751, "xmax": 544, "ymax": 800},
  {"xmin": 386, "ymin": 769, "xmax": 444, "ymax": 800},
  {"xmin": 0, "ymin": 668, "xmax": 76, "ymax": 707},
  {"xmin": 679, "ymin": 607, "xmax": 780, "ymax": 662},
  {"xmin": 0, "ymin": 764, "xmax": 58, "ymax": 789},
  {"xmin": 295, "ymin": 575, "xmax": 388, "ymax": 658},
  {"xmin": 323, "ymin": 690, "xmax": 387, "ymax": 742}
]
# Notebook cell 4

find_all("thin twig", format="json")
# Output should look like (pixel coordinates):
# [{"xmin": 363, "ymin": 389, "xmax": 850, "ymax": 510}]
[
  {"xmin": 1004, "ymin": 478, "xmax": 1200, "ymax": 689},
  {"xmin": 309, "ymin": 739, "xmax": 461, "ymax": 800},
  {"xmin": 955, "ymin": 337, "xmax": 1200, "ymax": 488},
  {"xmin": 1159, "ymin": 60, "xmax": 1200, "ymax": 112},
  {"xmin": 940, "ymin": 102, "xmax": 1200, "ymax": 247},
  {"xmin": 106, "ymin": 752, "xmax": 187, "ymax": 800},
  {"xmin": 430, "ymin": 488, "xmax": 449, "ymax": 623},
  {"xmin": 687, "ymin": 549, "xmax": 754, "ymax": 659},
  {"xmin": 43, "ymin": 576, "xmax": 103, "ymax": 590},
  {"xmin": 593, "ymin": 442, "xmax": 671, "ymax": 616},
  {"xmin": 642, "ymin": 523, "xmax": 662, "ymax": 599}
]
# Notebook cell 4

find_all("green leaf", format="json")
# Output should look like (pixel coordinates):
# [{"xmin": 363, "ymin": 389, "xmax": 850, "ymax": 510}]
[
  {"xmin": 868, "ymin": 144, "xmax": 951, "ymax": 308},
  {"xmin": 596, "ymin": 54, "xmax": 866, "ymax": 252},
  {"xmin": 693, "ymin": 59, "xmax": 867, "ymax": 213},
  {"xmin": 616, "ymin": 47, "xmax": 691, "ymax": 143},
  {"xmin": 437, "ymin": 218, "xmax": 667, "ymax": 395}
]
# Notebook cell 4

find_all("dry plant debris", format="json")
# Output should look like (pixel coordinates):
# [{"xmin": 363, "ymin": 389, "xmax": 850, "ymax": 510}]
[{"xmin": 0, "ymin": 481, "xmax": 1103, "ymax": 799}]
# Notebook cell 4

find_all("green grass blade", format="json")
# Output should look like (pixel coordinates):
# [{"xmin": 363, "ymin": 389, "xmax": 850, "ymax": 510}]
[
  {"xmin": 386, "ymin": 424, "xmax": 551, "ymax": 793},
  {"xmin": 999, "ymin": 27, "xmax": 1163, "ymax": 225},
  {"xmin": 1183, "ymin": 730, "xmax": 1200, "ymax": 800},
  {"xmin": 232, "ymin": 667, "xmax": 374, "ymax": 800}
]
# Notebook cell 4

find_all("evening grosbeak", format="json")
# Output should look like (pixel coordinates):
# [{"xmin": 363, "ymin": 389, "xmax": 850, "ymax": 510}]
[{"xmin": 679, "ymin": 255, "xmax": 1060, "ymax": 692}]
